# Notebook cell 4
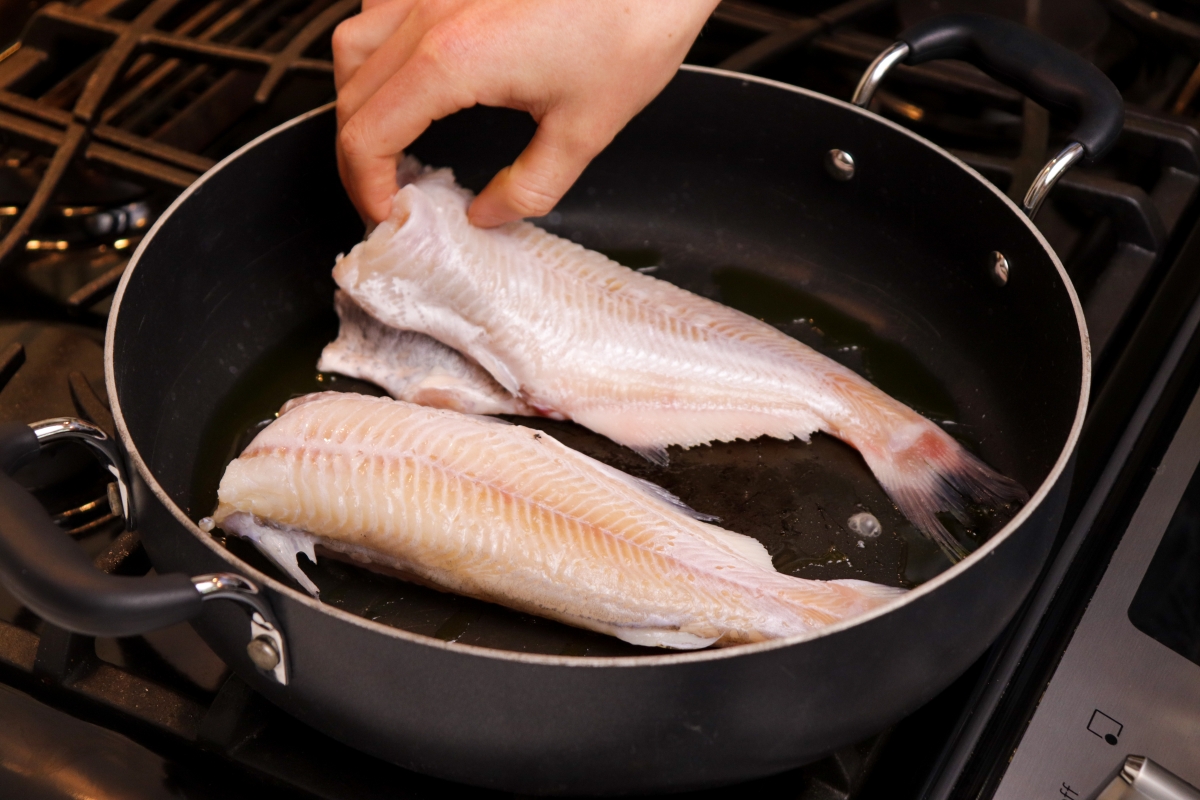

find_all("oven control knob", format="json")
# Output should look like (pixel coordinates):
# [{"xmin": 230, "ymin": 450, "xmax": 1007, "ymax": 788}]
[{"xmin": 1090, "ymin": 756, "xmax": 1200, "ymax": 800}]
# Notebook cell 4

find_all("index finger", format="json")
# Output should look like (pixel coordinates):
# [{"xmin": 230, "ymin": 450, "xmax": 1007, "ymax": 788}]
[
  {"xmin": 338, "ymin": 47, "xmax": 475, "ymax": 222},
  {"xmin": 331, "ymin": 0, "xmax": 416, "ymax": 91}
]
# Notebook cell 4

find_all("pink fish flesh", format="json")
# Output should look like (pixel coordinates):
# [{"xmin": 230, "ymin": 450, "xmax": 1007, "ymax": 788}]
[
  {"xmin": 325, "ymin": 158, "xmax": 1027, "ymax": 559},
  {"xmin": 208, "ymin": 392, "xmax": 905, "ymax": 648}
]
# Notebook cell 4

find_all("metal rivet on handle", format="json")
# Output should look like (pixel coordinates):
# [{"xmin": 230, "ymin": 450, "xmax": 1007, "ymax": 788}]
[
  {"xmin": 106, "ymin": 482, "xmax": 123, "ymax": 519},
  {"xmin": 824, "ymin": 149, "xmax": 855, "ymax": 181},
  {"xmin": 247, "ymin": 635, "xmax": 281, "ymax": 671},
  {"xmin": 990, "ymin": 251, "xmax": 1010, "ymax": 286}
]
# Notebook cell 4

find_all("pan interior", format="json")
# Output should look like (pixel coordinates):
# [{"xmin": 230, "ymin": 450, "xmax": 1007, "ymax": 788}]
[
  {"xmin": 113, "ymin": 73, "xmax": 1081, "ymax": 658},
  {"xmin": 188, "ymin": 274, "xmax": 970, "ymax": 658}
]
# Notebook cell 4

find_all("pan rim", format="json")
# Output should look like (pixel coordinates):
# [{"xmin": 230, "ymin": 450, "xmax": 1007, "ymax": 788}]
[{"xmin": 105, "ymin": 65, "xmax": 1090, "ymax": 669}]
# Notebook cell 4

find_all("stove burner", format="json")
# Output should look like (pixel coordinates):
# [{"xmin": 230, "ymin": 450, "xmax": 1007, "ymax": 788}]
[
  {"xmin": 0, "ymin": 0, "xmax": 354, "ymax": 308},
  {"xmin": 0, "ymin": 321, "xmax": 105, "ymax": 427},
  {"xmin": 16, "ymin": 200, "xmax": 151, "ymax": 250}
]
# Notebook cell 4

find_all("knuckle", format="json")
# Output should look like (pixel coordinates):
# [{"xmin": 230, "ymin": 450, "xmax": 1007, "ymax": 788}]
[
  {"xmin": 335, "ymin": 95, "xmax": 356, "ymax": 128},
  {"xmin": 337, "ymin": 117, "xmax": 369, "ymax": 156},
  {"xmin": 417, "ymin": 19, "xmax": 473, "ymax": 72},
  {"xmin": 330, "ymin": 18, "xmax": 363, "ymax": 61},
  {"xmin": 423, "ymin": 0, "xmax": 463, "ymax": 21},
  {"xmin": 507, "ymin": 177, "xmax": 560, "ymax": 218},
  {"xmin": 560, "ymin": 124, "xmax": 609, "ymax": 159}
]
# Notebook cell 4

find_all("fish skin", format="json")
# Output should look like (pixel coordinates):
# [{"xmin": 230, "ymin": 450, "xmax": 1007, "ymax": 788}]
[
  {"xmin": 211, "ymin": 392, "xmax": 904, "ymax": 648},
  {"xmin": 318, "ymin": 290, "xmax": 539, "ymax": 417},
  {"xmin": 328, "ymin": 158, "xmax": 1027, "ymax": 560}
]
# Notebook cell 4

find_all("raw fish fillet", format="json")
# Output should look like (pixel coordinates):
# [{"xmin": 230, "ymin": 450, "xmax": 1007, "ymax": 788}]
[
  {"xmin": 318, "ymin": 290, "xmax": 537, "ymax": 416},
  {"xmin": 328, "ymin": 158, "xmax": 1027, "ymax": 560},
  {"xmin": 209, "ymin": 392, "xmax": 905, "ymax": 648}
]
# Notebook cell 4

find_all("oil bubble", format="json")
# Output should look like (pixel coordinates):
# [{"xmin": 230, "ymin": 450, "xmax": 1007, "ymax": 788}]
[
  {"xmin": 847, "ymin": 512, "xmax": 881, "ymax": 539},
  {"xmin": 198, "ymin": 517, "xmax": 215, "ymax": 533}
]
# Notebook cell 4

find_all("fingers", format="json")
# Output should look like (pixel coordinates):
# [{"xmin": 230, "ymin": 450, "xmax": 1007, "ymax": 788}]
[
  {"xmin": 334, "ymin": 0, "xmax": 706, "ymax": 227},
  {"xmin": 339, "ymin": 43, "xmax": 476, "ymax": 222},
  {"xmin": 330, "ymin": 0, "xmax": 417, "ymax": 91},
  {"xmin": 469, "ymin": 110, "xmax": 611, "ymax": 227},
  {"xmin": 336, "ymin": 0, "xmax": 469, "ymax": 126}
]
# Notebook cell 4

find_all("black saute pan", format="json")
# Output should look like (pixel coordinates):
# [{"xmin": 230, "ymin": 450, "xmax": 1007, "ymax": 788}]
[{"xmin": 0, "ymin": 14, "xmax": 1116, "ymax": 795}]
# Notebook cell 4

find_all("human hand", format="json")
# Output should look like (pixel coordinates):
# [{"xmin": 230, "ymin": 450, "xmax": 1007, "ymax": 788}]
[{"xmin": 333, "ymin": 0, "xmax": 720, "ymax": 226}]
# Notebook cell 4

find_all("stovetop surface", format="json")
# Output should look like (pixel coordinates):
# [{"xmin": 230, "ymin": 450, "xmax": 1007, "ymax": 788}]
[
  {"xmin": 3, "ymin": 1, "xmax": 1200, "ymax": 798},
  {"xmin": 994, "ymin": 324, "xmax": 1200, "ymax": 799}
]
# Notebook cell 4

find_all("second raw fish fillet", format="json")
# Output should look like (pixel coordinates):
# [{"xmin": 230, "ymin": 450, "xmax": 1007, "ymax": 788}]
[
  {"xmin": 326, "ymin": 159, "xmax": 1027, "ymax": 559},
  {"xmin": 208, "ymin": 392, "xmax": 904, "ymax": 648}
]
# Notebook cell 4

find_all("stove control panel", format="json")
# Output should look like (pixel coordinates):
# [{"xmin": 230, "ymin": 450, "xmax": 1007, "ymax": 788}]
[{"xmin": 994, "ymin": 388, "xmax": 1200, "ymax": 800}]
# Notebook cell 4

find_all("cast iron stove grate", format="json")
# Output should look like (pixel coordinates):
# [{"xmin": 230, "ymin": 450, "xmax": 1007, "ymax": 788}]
[{"xmin": 0, "ymin": 0, "xmax": 349, "ymax": 313}]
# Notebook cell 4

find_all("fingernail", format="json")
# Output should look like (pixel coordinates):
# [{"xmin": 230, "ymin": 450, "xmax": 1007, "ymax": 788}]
[{"xmin": 467, "ymin": 203, "xmax": 509, "ymax": 229}]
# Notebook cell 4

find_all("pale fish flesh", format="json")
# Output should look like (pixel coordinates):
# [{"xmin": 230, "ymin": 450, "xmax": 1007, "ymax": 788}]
[
  {"xmin": 318, "ymin": 289, "xmax": 536, "ymax": 416},
  {"xmin": 325, "ymin": 158, "xmax": 1027, "ymax": 560},
  {"xmin": 209, "ymin": 392, "xmax": 905, "ymax": 649}
]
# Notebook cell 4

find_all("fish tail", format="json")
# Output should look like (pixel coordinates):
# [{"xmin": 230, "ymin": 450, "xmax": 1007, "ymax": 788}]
[
  {"xmin": 771, "ymin": 578, "xmax": 907, "ymax": 631},
  {"xmin": 860, "ymin": 427, "xmax": 1028, "ymax": 562}
]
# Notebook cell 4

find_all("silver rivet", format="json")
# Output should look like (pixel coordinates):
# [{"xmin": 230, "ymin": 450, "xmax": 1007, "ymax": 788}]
[
  {"xmin": 824, "ymin": 149, "xmax": 856, "ymax": 181},
  {"xmin": 106, "ymin": 482, "xmax": 123, "ymax": 518},
  {"xmin": 247, "ymin": 636, "xmax": 280, "ymax": 671},
  {"xmin": 990, "ymin": 251, "xmax": 1010, "ymax": 286}
]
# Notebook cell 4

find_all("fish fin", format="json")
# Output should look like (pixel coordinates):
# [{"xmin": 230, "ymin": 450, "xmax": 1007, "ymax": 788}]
[
  {"xmin": 466, "ymin": 414, "xmax": 514, "ymax": 425},
  {"xmin": 622, "ymin": 474, "xmax": 719, "ymax": 522},
  {"xmin": 828, "ymin": 579, "xmax": 908, "ymax": 602},
  {"xmin": 698, "ymin": 526, "xmax": 773, "ymax": 570},
  {"xmin": 629, "ymin": 444, "xmax": 670, "ymax": 467},
  {"xmin": 766, "ymin": 580, "xmax": 906, "ymax": 629},
  {"xmin": 580, "ymin": 456, "xmax": 718, "ymax": 522},
  {"xmin": 863, "ymin": 428, "xmax": 1028, "ymax": 562},
  {"xmin": 792, "ymin": 580, "xmax": 906, "ymax": 622},
  {"xmin": 278, "ymin": 391, "xmax": 349, "ymax": 417},
  {"xmin": 611, "ymin": 627, "xmax": 719, "ymax": 650},
  {"xmin": 217, "ymin": 512, "xmax": 322, "ymax": 597},
  {"xmin": 527, "ymin": 427, "xmax": 718, "ymax": 522},
  {"xmin": 468, "ymin": 348, "xmax": 522, "ymax": 396}
]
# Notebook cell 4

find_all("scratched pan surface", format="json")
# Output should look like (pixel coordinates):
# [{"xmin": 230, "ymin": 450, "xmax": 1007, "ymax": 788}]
[{"xmin": 186, "ymin": 112, "xmax": 1025, "ymax": 659}]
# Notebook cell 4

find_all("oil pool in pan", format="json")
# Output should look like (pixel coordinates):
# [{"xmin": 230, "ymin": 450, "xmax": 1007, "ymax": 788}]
[{"xmin": 190, "ymin": 255, "xmax": 1015, "ymax": 658}]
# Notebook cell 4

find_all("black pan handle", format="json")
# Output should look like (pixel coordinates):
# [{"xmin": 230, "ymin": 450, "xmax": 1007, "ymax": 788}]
[
  {"xmin": 851, "ymin": 12, "xmax": 1124, "ymax": 217},
  {"xmin": 0, "ymin": 419, "xmax": 289, "ymax": 684}
]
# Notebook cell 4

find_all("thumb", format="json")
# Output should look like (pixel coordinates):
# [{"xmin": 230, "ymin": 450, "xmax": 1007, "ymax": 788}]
[{"xmin": 468, "ymin": 111, "xmax": 609, "ymax": 228}]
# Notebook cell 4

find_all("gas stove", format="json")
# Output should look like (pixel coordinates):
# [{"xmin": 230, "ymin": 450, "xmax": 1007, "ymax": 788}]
[{"xmin": 1, "ymin": 1, "xmax": 1199, "ymax": 798}]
